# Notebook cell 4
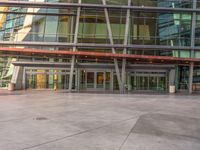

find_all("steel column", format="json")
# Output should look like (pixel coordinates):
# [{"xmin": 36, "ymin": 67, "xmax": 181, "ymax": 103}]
[
  {"xmin": 68, "ymin": 0, "xmax": 81, "ymax": 91},
  {"xmin": 111, "ymin": 70, "xmax": 114, "ymax": 91},
  {"xmin": 22, "ymin": 67, "xmax": 26, "ymax": 90},
  {"xmin": 127, "ymin": 72, "xmax": 131, "ymax": 91},
  {"xmin": 75, "ymin": 69, "xmax": 78, "ymax": 90},
  {"xmin": 121, "ymin": 0, "xmax": 131, "ymax": 93},
  {"xmin": 103, "ymin": 71, "xmax": 106, "ymax": 90},
  {"xmin": 169, "ymin": 69, "xmax": 176, "ymax": 86},
  {"xmin": 189, "ymin": 62, "xmax": 194, "ymax": 94},
  {"xmin": 191, "ymin": 0, "xmax": 197, "ymax": 58},
  {"xmin": 77, "ymin": 69, "xmax": 80, "ymax": 91},
  {"xmin": 102, "ymin": 0, "xmax": 123, "ymax": 93},
  {"xmin": 94, "ymin": 72, "xmax": 97, "ymax": 89},
  {"xmin": 188, "ymin": 0, "xmax": 196, "ymax": 94}
]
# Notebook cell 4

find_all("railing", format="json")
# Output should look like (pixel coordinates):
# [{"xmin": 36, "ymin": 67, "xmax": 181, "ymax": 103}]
[{"xmin": 0, "ymin": 32, "xmax": 192, "ymax": 46}]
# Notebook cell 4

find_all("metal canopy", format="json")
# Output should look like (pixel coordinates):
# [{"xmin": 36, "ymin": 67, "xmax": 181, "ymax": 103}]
[{"xmin": 1, "ymin": 47, "xmax": 200, "ymax": 65}]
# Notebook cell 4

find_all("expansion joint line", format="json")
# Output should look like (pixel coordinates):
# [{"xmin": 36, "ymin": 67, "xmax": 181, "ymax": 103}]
[{"xmin": 22, "ymin": 116, "xmax": 139, "ymax": 150}]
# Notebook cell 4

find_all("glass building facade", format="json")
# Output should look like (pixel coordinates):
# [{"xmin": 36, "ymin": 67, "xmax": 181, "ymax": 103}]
[{"xmin": 0, "ymin": 0, "xmax": 200, "ymax": 93}]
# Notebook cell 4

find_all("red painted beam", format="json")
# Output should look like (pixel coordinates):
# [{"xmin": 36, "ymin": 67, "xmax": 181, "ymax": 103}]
[{"xmin": 0, "ymin": 47, "xmax": 200, "ymax": 64}]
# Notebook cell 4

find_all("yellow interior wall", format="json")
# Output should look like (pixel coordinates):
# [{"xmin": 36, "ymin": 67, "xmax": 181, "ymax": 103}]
[{"xmin": 36, "ymin": 70, "xmax": 46, "ymax": 89}]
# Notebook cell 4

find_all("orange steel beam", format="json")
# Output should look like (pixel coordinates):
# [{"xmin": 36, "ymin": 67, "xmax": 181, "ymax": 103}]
[{"xmin": 0, "ymin": 47, "xmax": 200, "ymax": 63}]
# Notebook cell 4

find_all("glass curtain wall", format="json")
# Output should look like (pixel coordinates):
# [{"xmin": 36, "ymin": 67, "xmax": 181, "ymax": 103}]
[
  {"xmin": 195, "ymin": 14, "xmax": 200, "ymax": 58},
  {"xmin": 78, "ymin": 9, "xmax": 109, "ymax": 44},
  {"xmin": 132, "ymin": 0, "xmax": 192, "ymax": 8},
  {"xmin": 0, "ymin": 7, "xmax": 73, "ymax": 44},
  {"xmin": 130, "ymin": 12, "xmax": 191, "ymax": 57},
  {"xmin": 0, "ymin": 0, "xmax": 196, "ymax": 58},
  {"xmin": 9, "ymin": 0, "xmax": 193, "ymax": 7},
  {"xmin": 178, "ymin": 66, "xmax": 200, "ymax": 91},
  {"xmin": 78, "ymin": 8, "xmax": 126, "ymax": 45},
  {"xmin": 0, "ymin": 56, "xmax": 15, "ymax": 88}
]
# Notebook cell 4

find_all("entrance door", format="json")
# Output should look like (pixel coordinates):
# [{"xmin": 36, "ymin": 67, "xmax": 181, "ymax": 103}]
[
  {"xmin": 87, "ymin": 72, "xmax": 95, "ymax": 89},
  {"xmin": 86, "ymin": 71, "xmax": 105, "ymax": 90},
  {"xmin": 157, "ymin": 76, "xmax": 166, "ymax": 91},
  {"xmin": 25, "ymin": 69, "xmax": 75, "ymax": 90},
  {"xmin": 81, "ymin": 70, "xmax": 110, "ymax": 91},
  {"xmin": 131, "ymin": 72, "xmax": 168, "ymax": 92},
  {"xmin": 136, "ymin": 76, "xmax": 148, "ymax": 90},
  {"xmin": 149, "ymin": 76, "xmax": 157, "ymax": 90},
  {"xmin": 36, "ymin": 73, "xmax": 46, "ymax": 89},
  {"xmin": 96, "ymin": 72, "xmax": 104, "ymax": 89}
]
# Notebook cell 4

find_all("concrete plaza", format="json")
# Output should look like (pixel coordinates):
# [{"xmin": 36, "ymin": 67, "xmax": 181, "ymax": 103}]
[{"xmin": 0, "ymin": 90, "xmax": 200, "ymax": 150}]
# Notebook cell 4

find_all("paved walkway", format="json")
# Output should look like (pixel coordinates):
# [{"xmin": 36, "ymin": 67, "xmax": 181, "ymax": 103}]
[{"xmin": 0, "ymin": 91, "xmax": 200, "ymax": 150}]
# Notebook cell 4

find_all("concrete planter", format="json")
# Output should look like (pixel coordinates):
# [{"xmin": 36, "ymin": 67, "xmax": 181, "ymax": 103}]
[
  {"xmin": 169, "ymin": 85, "xmax": 176, "ymax": 93},
  {"xmin": 8, "ymin": 83, "xmax": 15, "ymax": 91}
]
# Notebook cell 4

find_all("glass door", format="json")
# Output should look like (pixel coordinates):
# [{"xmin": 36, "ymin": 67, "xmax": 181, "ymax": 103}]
[
  {"xmin": 87, "ymin": 72, "xmax": 95, "ymax": 89},
  {"xmin": 80, "ymin": 70, "xmax": 111, "ymax": 91},
  {"xmin": 26, "ymin": 69, "xmax": 75, "ymax": 90},
  {"xmin": 96, "ymin": 72, "xmax": 104, "ymax": 89},
  {"xmin": 149, "ymin": 76, "xmax": 157, "ymax": 90},
  {"xmin": 36, "ymin": 70, "xmax": 46, "ymax": 89},
  {"xmin": 132, "ymin": 72, "xmax": 168, "ymax": 92},
  {"xmin": 157, "ymin": 76, "xmax": 166, "ymax": 91},
  {"xmin": 26, "ymin": 73, "xmax": 36, "ymax": 89},
  {"xmin": 136, "ymin": 76, "xmax": 148, "ymax": 90},
  {"xmin": 105, "ymin": 72, "xmax": 111, "ymax": 90}
]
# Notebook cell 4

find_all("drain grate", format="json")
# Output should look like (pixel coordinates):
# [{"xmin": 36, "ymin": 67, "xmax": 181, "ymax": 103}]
[{"xmin": 34, "ymin": 117, "xmax": 48, "ymax": 120}]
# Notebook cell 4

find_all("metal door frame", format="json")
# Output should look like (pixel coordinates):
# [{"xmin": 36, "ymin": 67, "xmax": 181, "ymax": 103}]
[
  {"xmin": 80, "ymin": 69, "xmax": 112, "ymax": 91},
  {"xmin": 23, "ymin": 67, "xmax": 76, "ymax": 90},
  {"xmin": 129, "ymin": 71, "xmax": 168, "ymax": 92}
]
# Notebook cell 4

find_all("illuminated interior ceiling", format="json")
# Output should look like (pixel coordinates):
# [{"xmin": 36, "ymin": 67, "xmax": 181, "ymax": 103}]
[{"xmin": 0, "ymin": 7, "xmax": 8, "ymax": 28}]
